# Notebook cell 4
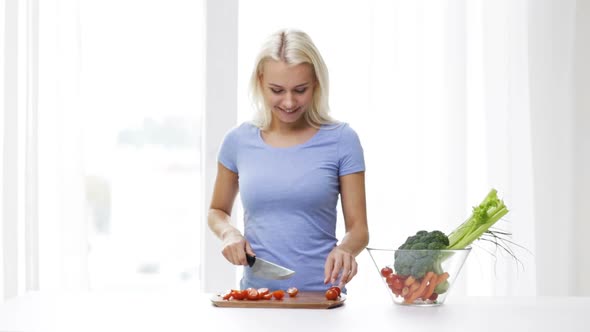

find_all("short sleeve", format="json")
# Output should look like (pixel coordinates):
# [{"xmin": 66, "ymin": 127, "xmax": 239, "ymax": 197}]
[
  {"xmin": 218, "ymin": 127, "xmax": 239, "ymax": 173},
  {"xmin": 338, "ymin": 124, "xmax": 365, "ymax": 176}
]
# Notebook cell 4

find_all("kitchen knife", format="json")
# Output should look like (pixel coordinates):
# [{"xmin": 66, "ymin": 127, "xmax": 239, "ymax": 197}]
[{"xmin": 246, "ymin": 254, "xmax": 295, "ymax": 280}]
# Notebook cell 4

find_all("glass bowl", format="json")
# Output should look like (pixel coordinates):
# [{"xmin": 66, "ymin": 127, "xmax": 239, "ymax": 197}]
[{"xmin": 366, "ymin": 247, "xmax": 471, "ymax": 306}]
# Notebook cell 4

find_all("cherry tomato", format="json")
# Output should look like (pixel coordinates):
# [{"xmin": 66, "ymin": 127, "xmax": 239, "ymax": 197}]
[
  {"xmin": 241, "ymin": 289, "xmax": 249, "ymax": 299},
  {"xmin": 257, "ymin": 288, "xmax": 270, "ymax": 296},
  {"xmin": 287, "ymin": 287, "xmax": 299, "ymax": 297},
  {"xmin": 272, "ymin": 289, "xmax": 285, "ymax": 300},
  {"xmin": 328, "ymin": 286, "xmax": 341, "ymax": 297},
  {"xmin": 390, "ymin": 285, "xmax": 402, "ymax": 297},
  {"xmin": 385, "ymin": 273, "xmax": 398, "ymax": 286},
  {"xmin": 231, "ymin": 289, "xmax": 245, "ymax": 300},
  {"xmin": 325, "ymin": 289, "xmax": 338, "ymax": 301},
  {"xmin": 247, "ymin": 288, "xmax": 259, "ymax": 300},
  {"xmin": 222, "ymin": 290, "xmax": 232, "ymax": 300},
  {"xmin": 391, "ymin": 277, "xmax": 403, "ymax": 290},
  {"xmin": 381, "ymin": 266, "xmax": 393, "ymax": 278}
]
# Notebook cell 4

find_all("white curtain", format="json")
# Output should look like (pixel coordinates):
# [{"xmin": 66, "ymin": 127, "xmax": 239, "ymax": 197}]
[
  {"xmin": 37, "ymin": 0, "xmax": 89, "ymax": 292},
  {"xmin": 528, "ymin": 0, "xmax": 588, "ymax": 295},
  {"xmin": 355, "ymin": 0, "xmax": 539, "ymax": 296},
  {"xmin": 2, "ymin": 0, "xmax": 88, "ymax": 301}
]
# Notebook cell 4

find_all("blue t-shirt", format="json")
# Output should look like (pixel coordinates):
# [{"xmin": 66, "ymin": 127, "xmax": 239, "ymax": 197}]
[{"xmin": 218, "ymin": 121, "xmax": 365, "ymax": 291}]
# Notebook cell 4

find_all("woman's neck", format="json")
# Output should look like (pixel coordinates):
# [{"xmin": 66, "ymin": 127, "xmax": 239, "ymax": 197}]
[
  {"xmin": 261, "ymin": 118, "xmax": 319, "ymax": 148},
  {"xmin": 269, "ymin": 118, "xmax": 310, "ymax": 134}
]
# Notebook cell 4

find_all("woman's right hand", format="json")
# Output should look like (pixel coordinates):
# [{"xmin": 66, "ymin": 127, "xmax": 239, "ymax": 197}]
[{"xmin": 221, "ymin": 230, "xmax": 255, "ymax": 266}]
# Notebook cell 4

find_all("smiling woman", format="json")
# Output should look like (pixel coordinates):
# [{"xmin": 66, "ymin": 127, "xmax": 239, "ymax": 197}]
[{"xmin": 207, "ymin": 29, "xmax": 369, "ymax": 293}]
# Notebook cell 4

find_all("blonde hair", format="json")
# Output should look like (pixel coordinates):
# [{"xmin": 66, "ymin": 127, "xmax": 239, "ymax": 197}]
[{"xmin": 249, "ymin": 29, "xmax": 335, "ymax": 129}]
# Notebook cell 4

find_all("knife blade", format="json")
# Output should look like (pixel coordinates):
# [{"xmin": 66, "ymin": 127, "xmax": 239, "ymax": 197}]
[{"xmin": 246, "ymin": 254, "xmax": 295, "ymax": 280}]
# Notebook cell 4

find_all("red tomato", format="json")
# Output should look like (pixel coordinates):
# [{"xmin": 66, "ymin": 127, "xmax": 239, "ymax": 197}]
[
  {"xmin": 390, "ymin": 285, "xmax": 402, "ymax": 297},
  {"xmin": 257, "ymin": 288, "xmax": 270, "ymax": 296},
  {"xmin": 381, "ymin": 266, "xmax": 393, "ymax": 278},
  {"xmin": 287, "ymin": 287, "xmax": 299, "ymax": 298},
  {"xmin": 325, "ymin": 289, "xmax": 338, "ymax": 301},
  {"xmin": 385, "ymin": 273, "xmax": 398, "ymax": 286},
  {"xmin": 328, "ymin": 286, "xmax": 341, "ymax": 297},
  {"xmin": 222, "ymin": 290, "xmax": 232, "ymax": 300},
  {"xmin": 247, "ymin": 288, "xmax": 259, "ymax": 300},
  {"xmin": 272, "ymin": 290, "xmax": 285, "ymax": 300},
  {"xmin": 391, "ymin": 277, "xmax": 403, "ymax": 290},
  {"xmin": 240, "ymin": 289, "xmax": 249, "ymax": 299},
  {"xmin": 231, "ymin": 289, "xmax": 245, "ymax": 300},
  {"xmin": 262, "ymin": 293, "xmax": 273, "ymax": 300}
]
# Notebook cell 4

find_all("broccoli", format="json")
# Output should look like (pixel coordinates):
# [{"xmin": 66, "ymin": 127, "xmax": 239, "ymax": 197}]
[
  {"xmin": 394, "ymin": 230, "xmax": 449, "ymax": 279},
  {"xmin": 398, "ymin": 230, "xmax": 449, "ymax": 250}
]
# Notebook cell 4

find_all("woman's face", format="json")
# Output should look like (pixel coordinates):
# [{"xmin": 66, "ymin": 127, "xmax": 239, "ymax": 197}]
[{"xmin": 260, "ymin": 60, "xmax": 316, "ymax": 127}]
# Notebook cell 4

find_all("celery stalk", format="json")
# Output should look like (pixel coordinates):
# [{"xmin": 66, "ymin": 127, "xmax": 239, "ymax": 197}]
[{"xmin": 447, "ymin": 189, "xmax": 509, "ymax": 250}]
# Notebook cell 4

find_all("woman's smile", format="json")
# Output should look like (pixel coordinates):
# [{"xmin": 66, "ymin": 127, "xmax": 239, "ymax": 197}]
[{"xmin": 277, "ymin": 106, "xmax": 301, "ymax": 114}]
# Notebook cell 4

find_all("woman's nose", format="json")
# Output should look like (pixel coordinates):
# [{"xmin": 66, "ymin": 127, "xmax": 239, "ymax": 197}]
[{"xmin": 282, "ymin": 93, "xmax": 296, "ymax": 109}]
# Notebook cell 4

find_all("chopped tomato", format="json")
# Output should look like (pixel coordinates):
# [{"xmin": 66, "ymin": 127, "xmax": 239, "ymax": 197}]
[
  {"xmin": 272, "ymin": 290, "xmax": 285, "ymax": 300},
  {"xmin": 231, "ymin": 289, "xmax": 245, "ymax": 300},
  {"xmin": 222, "ymin": 290, "xmax": 232, "ymax": 300},
  {"xmin": 262, "ymin": 293, "xmax": 273, "ymax": 300},
  {"xmin": 257, "ymin": 288, "xmax": 270, "ymax": 296},
  {"xmin": 246, "ymin": 288, "xmax": 259, "ymax": 300},
  {"xmin": 286, "ymin": 287, "xmax": 298, "ymax": 297}
]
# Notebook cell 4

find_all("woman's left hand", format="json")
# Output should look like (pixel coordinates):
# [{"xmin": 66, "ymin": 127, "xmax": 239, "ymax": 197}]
[{"xmin": 324, "ymin": 246, "xmax": 358, "ymax": 288}]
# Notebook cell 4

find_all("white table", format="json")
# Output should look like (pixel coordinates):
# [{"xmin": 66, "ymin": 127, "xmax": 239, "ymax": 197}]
[{"xmin": 1, "ymin": 290, "xmax": 588, "ymax": 332}]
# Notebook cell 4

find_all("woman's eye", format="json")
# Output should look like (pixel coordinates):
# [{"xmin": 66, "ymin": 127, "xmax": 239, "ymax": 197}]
[
  {"xmin": 270, "ymin": 88, "xmax": 283, "ymax": 94},
  {"xmin": 295, "ymin": 88, "xmax": 307, "ymax": 94}
]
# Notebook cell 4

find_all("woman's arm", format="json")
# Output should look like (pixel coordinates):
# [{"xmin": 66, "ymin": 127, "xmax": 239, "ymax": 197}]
[
  {"xmin": 324, "ymin": 171, "xmax": 369, "ymax": 287},
  {"xmin": 208, "ymin": 162, "xmax": 253, "ymax": 266}
]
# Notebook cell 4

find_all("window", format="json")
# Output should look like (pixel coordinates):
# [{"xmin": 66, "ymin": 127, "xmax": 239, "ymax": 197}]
[
  {"xmin": 36, "ymin": 0, "xmax": 205, "ymax": 291},
  {"xmin": 79, "ymin": 0, "xmax": 204, "ymax": 290}
]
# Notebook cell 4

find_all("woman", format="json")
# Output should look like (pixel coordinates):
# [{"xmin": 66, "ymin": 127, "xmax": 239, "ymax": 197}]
[{"xmin": 208, "ymin": 29, "xmax": 369, "ymax": 292}]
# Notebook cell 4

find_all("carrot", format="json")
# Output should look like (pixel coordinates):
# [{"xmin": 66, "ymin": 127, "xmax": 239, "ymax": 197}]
[
  {"xmin": 404, "ymin": 272, "xmax": 434, "ymax": 304},
  {"xmin": 421, "ymin": 274, "xmax": 440, "ymax": 300},
  {"xmin": 423, "ymin": 272, "xmax": 450, "ymax": 301},
  {"xmin": 404, "ymin": 276, "xmax": 416, "ymax": 287},
  {"xmin": 409, "ymin": 282, "xmax": 420, "ymax": 294},
  {"xmin": 401, "ymin": 287, "xmax": 410, "ymax": 297}
]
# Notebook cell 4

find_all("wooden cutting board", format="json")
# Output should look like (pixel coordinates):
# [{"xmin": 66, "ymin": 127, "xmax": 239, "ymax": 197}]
[{"xmin": 211, "ymin": 291, "xmax": 346, "ymax": 309}]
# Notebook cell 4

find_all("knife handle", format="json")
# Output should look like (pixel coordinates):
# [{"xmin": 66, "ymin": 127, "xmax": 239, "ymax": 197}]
[{"xmin": 246, "ymin": 253, "xmax": 256, "ymax": 267}]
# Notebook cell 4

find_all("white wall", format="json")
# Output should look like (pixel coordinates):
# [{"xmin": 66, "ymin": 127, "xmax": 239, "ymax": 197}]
[
  {"xmin": 573, "ymin": 0, "xmax": 590, "ymax": 296},
  {"xmin": 202, "ymin": 0, "xmax": 238, "ymax": 292}
]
